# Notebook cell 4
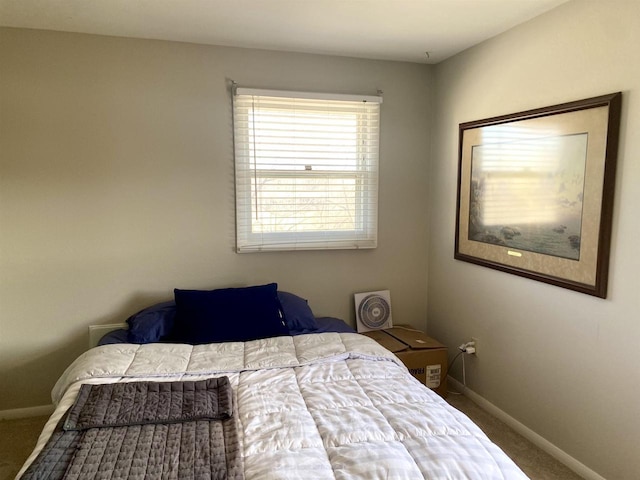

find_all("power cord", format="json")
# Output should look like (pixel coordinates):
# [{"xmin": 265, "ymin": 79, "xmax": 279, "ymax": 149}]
[
  {"xmin": 443, "ymin": 350, "xmax": 464, "ymax": 395},
  {"xmin": 446, "ymin": 342, "xmax": 475, "ymax": 395}
]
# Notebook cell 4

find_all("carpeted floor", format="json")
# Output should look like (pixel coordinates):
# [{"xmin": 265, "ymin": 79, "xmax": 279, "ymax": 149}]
[
  {"xmin": 446, "ymin": 394, "xmax": 584, "ymax": 479},
  {"xmin": 1, "ymin": 396, "xmax": 583, "ymax": 480},
  {"xmin": 0, "ymin": 415, "xmax": 49, "ymax": 480}
]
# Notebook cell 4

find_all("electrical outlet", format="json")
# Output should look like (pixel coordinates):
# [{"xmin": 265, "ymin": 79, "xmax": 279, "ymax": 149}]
[{"xmin": 471, "ymin": 337, "xmax": 478, "ymax": 356}]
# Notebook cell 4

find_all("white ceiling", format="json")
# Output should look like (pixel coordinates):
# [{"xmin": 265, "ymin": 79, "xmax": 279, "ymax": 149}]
[{"xmin": 0, "ymin": 0, "xmax": 568, "ymax": 64}]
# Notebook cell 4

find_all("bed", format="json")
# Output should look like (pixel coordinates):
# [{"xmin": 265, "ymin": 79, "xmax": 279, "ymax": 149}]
[{"xmin": 17, "ymin": 284, "xmax": 529, "ymax": 479}]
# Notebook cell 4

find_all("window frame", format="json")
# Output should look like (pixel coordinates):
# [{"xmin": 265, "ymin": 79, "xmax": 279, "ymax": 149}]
[{"xmin": 233, "ymin": 88, "xmax": 381, "ymax": 253}]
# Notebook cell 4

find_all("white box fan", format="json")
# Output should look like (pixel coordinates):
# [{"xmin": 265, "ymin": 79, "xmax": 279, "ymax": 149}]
[{"xmin": 354, "ymin": 290, "xmax": 393, "ymax": 332}]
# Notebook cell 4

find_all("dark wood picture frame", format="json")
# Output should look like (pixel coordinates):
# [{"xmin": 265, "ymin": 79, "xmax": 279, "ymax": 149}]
[{"xmin": 455, "ymin": 92, "xmax": 621, "ymax": 298}]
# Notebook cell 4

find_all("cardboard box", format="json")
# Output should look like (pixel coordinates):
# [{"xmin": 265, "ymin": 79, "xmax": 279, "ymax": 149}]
[{"xmin": 363, "ymin": 326, "xmax": 448, "ymax": 397}]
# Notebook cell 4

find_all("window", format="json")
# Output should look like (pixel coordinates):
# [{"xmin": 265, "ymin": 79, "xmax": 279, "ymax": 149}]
[{"xmin": 233, "ymin": 88, "xmax": 381, "ymax": 252}]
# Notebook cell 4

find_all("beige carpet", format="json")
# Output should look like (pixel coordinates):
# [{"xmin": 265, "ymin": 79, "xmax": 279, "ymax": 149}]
[
  {"xmin": 446, "ymin": 394, "xmax": 584, "ymax": 479},
  {"xmin": 1, "ymin": 397, "xmax": 583, "ymax": 480},
  {"xmin": 0, "ymin": 415, "xmax": 49, "ymax": 480}
]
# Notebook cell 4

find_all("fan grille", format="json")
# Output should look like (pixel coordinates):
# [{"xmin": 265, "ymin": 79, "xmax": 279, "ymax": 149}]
[{"xmin": 358, "ymin": 294, "xmax": 391, "ymax": 328}]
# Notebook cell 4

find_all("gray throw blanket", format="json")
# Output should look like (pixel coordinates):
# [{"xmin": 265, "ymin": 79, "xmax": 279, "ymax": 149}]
[{"xmin": 22, "ymin": 378, "xmax": 244, "ymax": 480}]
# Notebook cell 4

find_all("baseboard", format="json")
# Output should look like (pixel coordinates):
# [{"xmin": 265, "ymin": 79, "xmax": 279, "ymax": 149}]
[
  {"xmin": 447, "ymin": 377, "xmax": 606, "ymax": 480},
  {"xmin": 0, "ymin": 404, "xmax": 54, "ymax": 420}
]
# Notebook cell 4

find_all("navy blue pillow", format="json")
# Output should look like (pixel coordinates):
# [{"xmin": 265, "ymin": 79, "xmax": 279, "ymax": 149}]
[
  {"xmin": 126, "ymin": 300, "xmax": 176, "ymax": 343},
  {"xmin": 171, "ymin": 283, "xmax": 289, "ymax": 344},
  {"xmin": 277, "ymin": 291, "xmax": 318, "ymax": 332}
]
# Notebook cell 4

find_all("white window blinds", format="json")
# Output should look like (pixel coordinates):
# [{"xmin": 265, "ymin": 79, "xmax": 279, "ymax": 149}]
[{"xmin": 233, "ymin": 88, "xmax": 381, "ymax": 252}]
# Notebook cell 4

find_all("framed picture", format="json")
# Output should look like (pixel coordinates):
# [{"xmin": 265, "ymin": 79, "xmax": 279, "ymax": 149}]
[{"xmin": 455, "ymin": 92, "xmax": 622, "ymax": 298}]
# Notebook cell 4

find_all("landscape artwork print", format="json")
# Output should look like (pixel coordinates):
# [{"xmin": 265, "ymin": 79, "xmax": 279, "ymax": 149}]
[
  {"xmin": 468, "ymin": 133, "xmax": 588, "ymax": 261},
  {"xmin": 455, "ymin": 92, "xmax": 622, "ymax": 298}
]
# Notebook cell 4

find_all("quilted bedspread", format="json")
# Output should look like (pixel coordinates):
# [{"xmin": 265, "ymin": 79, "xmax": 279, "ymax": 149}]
[
  {"xmin": 18, "ymin": 332, "xmax": 529, "ymax": 479},
  {"xmin": 22, "ymin": 378, "xmax": 241, "ymax": 480}
]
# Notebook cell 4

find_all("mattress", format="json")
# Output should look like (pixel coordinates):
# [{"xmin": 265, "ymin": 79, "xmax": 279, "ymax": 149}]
[{"xmin": 18, "ymin": 332, "xmax": 529, "ymax": 479}]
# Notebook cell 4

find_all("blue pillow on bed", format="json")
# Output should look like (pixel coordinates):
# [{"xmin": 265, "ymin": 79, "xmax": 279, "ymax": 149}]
[
  {"xmin": 278, "ymin": 291, "xmax": 318, "ymax": 332},
  {"xmin": 171, "ymin": 283, "xmax": 290, "ymax": 344},
  {"xmin": 126, "ymin": 300, "xmax": 177, "ymax": 344},
  {"xmin": 123, "ymin": 289, "xmax": 315, "ymax": 344}
]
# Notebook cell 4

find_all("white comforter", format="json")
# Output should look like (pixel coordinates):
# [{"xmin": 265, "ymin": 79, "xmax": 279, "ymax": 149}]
[{"xmin": 19, "ymin": 333, "xmax": 528, "ymax": 479}]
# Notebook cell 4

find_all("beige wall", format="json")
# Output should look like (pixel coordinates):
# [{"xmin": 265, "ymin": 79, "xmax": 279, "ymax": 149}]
[
  {"xmin": 429, "ymin": 1, "xmax": 640, "ymax": 479},
  {"xmin": 0, "ymin": 28, "xmax": 432, "ymax": 409}
]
